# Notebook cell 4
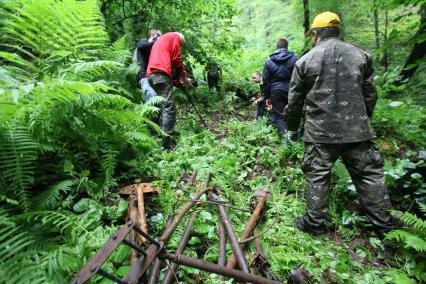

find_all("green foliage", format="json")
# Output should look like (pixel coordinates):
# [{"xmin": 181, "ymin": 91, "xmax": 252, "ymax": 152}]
[
  {"xmin": 0, "ymin": 0, "xmax": 159, "ymax": 281},
  {"xmin": 386, "ymin": 208, "xmax": 426, "ymax": 282},
  {"xmin": 0, "ymin": 0, "xmax": 424, "ymax": 283}
]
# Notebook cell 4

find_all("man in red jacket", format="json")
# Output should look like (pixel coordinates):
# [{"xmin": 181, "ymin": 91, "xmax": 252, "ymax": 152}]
[{"xmin": 147, "ymin": 32, "xmax": 193, "ymax": 149}]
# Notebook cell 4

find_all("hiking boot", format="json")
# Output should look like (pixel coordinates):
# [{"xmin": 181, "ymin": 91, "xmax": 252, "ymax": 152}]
[
  {"xmin": 375, "ymin": 216, "xmax": 406, "ymax": 240},
  {"xmin": 294, "ymin": 217, "xmax": 326, "ymax": 236},
  {"xmin": 162, "ymin": 136, "xmax": 176, "ymax": 151}
]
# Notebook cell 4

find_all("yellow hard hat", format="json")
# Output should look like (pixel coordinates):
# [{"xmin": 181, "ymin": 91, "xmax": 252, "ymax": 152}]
[{"xmin": 306, "ymin": 11, "xmax": 340, "ymax": 36}]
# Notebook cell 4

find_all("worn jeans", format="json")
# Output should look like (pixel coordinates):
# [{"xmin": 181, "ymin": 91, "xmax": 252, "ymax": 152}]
[
  {"xmin": 140, "ymin": 77, "xmax": 157, "ymax": 102},
  {"xmin": 148, "ymin": 73, "xmax": 176, "ymax": 135},
  {"xmin": 301, "ymin": 141, "xmax": 394, "ymax": 233},
  {"xmin": 270, "ymin": 90, "xmax": 288, "ymax": 136}
]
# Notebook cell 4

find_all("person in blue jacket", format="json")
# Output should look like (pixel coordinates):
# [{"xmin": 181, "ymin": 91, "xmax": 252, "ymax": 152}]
[{"xmin": 262, "ymin": 38, "xmax": 298, "ymax": 137}]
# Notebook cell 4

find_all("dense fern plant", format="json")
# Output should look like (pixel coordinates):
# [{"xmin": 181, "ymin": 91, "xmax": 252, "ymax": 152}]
[
  {"xmin": 385, "ymin": 207, "xmax": 426, "ymax": 282},
  {"xmin": 0, "ymin": 0, "xmax": 160, "ymax": 282}
]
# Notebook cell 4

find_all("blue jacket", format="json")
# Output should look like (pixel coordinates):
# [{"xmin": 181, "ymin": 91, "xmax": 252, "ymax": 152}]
[{"xmin": 263, "ymin": 48, "xmax": 297, "ymax": 98}]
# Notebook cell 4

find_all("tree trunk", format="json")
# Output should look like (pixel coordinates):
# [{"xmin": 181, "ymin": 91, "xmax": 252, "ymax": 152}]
[
  {"xmin": 383, "ymin": 10, "xmax": 389, "ymax": 73},
  {"xmin": 303, "ymin": 0, "xmax": 309, "ymax": 35},
  {"xmin": 396, "ymin": 4, "xmax": 426, "ymax": 85},
  {"xmin": 374, "ymin": 6, "xmax": 380, "ymax": 50}
]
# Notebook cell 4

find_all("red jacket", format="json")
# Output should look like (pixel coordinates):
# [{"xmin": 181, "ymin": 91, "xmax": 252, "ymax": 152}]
[{"xmin": 146, "ymin": 32, "xmax": 186, "ymax": 79}]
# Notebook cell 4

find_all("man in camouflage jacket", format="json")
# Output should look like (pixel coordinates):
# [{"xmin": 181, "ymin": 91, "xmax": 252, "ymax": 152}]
[{"xmin": 284, "ymin": 11, "xmax": 398, "ymax": 237}]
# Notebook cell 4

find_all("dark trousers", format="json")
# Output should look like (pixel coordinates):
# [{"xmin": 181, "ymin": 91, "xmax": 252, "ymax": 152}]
[
  {"xmin": 301, "ymin": 141, "xmax": 394, "ymax": 233},
  {"xmin": 207, "ymin": 73, "xmax": 219, "ymax": 91},
  {"xmin": 256, "ymin": 100, "xmax": 267, "ymax": 119},
  {"xmin": 270, "ymin": 90, "xmax": 288, "ymax": 135}
]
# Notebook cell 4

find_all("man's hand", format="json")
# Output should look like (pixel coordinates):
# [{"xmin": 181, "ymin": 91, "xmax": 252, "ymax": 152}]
[
  {"xmin": 266, "ymin": 99, "xmax": 272, "ymax": 111},
  {"xmin": 253, "ymin": 98, "xmax": 262, "ymax": 105},
  {"xmin": 288, "ymin": 131, "xmax": 298, "ymax": 144},
  {"xmin": 182, "ymin": 76, "xmax": 194, "ymax": 92}
]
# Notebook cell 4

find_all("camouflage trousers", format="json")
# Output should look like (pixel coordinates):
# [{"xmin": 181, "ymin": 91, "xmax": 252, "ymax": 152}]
[
  {"xmin": 148, "ymin": 72, "xmax": 176, "ymax": 135},
  {"xmin": 301, "ymin": 141, "xmax": 394, "ymax": 232}
]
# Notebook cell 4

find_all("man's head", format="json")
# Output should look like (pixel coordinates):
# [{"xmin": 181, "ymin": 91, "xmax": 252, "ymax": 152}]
[
  {"xmin": 148, "ymin": 29, "xmax": 161, "ymax": 42},
  {"xmin": 175, "ymin": 32, "xmax": 185, "ymax": 45},
  {"xmin": 308, "ymin": 11, "xmax": 340, "ymax": 46},
  {"xmin": 276, "ymin": 38, "xmax": 289, "ymax": 49},
  {"xmin": 252, "ymin": 71, "xmax": 262, "ymax": 83}
]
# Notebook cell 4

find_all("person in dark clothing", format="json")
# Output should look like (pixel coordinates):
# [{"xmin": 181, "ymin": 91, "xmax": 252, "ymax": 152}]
[
  {"xmin": 263, "ymin": 38, "xmax": 298, "ymax": 137},
  {"xmin": 285, "ymin": 11, "xmax": 400, "ymax": 237},
  {"xmin": 135, "ymin": 29, "xmax": 161, "ymax": 102},
  {"xmin": 251, "ymin": 71, "xmax": 268, "ymax": 119},
  {"xmin": 204, "ymin": 62, "xmax": 221, "ymax": 92}
]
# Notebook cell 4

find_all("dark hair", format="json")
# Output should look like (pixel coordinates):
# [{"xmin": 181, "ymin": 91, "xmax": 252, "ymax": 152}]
[
  {"xmin": 276, "ymin": 38, "xmax": 289, "ymax": 49},
  {"xmin": 312, "ymin": 27, "xmax": 340, "ymax": 39}
]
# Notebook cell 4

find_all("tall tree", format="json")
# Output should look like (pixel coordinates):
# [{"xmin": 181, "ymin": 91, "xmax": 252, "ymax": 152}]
[
  {"xmin": 303, "ymin": 0, "xmax": 310, "ymax": 34},
  {"xmin": 374, "ymin": 3, "xmax": 380, "ymax": 50},
  {"xmin": 396, "ymin": 4, "xmax": 426, "ymax": 85}
]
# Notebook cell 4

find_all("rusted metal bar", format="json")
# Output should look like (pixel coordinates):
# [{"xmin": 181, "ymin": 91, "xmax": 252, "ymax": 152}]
[
  {"xmin": 218, "ymin": 221, "xmax": 226, "ymax": 267},
  {"xmin": 98, "ymin": 269, "xmax": 128, "ymax": 284},
  {"xmin": 160, "ymin": 252, "xmax": 282, "ymax": 284},
  {"xmin": 128, "ymin": 193, "xmax": 138, "ymax": 264},
  {"xmin": 147, "ymin": 218, "xmax": 174, "ymax": 284},
  {"xmin": 162, "ymin": 211, "xmax": 198, "ymax": 284},
  {"xmin": 136, "ymin": 186, "xmax": 148, "ymax": 244},
  {"xmin": 218, "ymin": 219, "xmax": 226, "ymax": 282},
  {"xmin": 175, "ymin": 198, "xmax": 252, "ymax": 212},
  {"xmin": 133, "ymin": 224, "xmax": 161, "ymax": 247},
  {"xmin": 70, "ymin": 224, "xmax": 133, "ymax": 284},
  {"xmin": 123, "ymin": 174, "xmax": 210, "ymax": 283},
  {"xmin": 227, "ymin": 188, "xmax": 268, "ymax": 270},
  {"xmin": 250, "ymin": 229, "xmax": 278, "ymax": 281},
  {"xmin": 122, "ymin": 239, "xmax": 147, "ymax": 256},
  {"xmin": 208, "ymin": 191, "xmax": 249, "ymax": 273},
  {"xmin": 188, "ymin": 169, "xmax": 198, "ymax": 186},
  {"xmin": 147, "ymin": 258, "xmax": 162, "ymax": 284}
]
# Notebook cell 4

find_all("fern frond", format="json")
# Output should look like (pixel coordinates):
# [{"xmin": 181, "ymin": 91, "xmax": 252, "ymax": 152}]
[
  {"xmin": 71, "ymin": 60, "xmax": 124, "ymax": 80},
  {"xmin": 100, "ymin": 148, "xmax": 118, "ymax": 191},
  {"xmin": 0, "ymin": 225, "xmax": 48, "ymax": 284},
  {"xmin": 32, "ymin": 180, "xmax": 76, "ymax": 210},
  {"xmin": 104, "ymin": 35, "xmax": 132, "ymax": 63},
  {"xmin": 386, "ymin": 229, "xmax": 426, "ymax": 252},
  {"xmin": 19, "ymin": 210, "xmax": 83, "ymax": 234},
  {"xmin": 392, "ymin": 210, "xmax": 426, "ymax": 231},
  {"xmin": 0, "ymin": 126, "xmax": 37, "ymax": 210}
]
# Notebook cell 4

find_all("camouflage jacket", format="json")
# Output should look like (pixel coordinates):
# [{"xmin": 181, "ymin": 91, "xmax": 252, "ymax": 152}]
[{"xmin": 284, "ymin": 38, "xmax": 377, "ymax": 143}]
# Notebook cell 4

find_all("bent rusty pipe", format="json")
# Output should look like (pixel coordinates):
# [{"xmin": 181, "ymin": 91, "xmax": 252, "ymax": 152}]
[
  {"xmin": 147, "ymin": 217, "xmax": 174, "ymax": 284},
  {"xmin": 208, "ymin": 191, "xmax": 249, "ymax": 273},
  {"xmin": 162, "ymin": 211, "xmax": 198, "ymax": 284},
  {"xmin": 160, "ymin": 252, "xmax": 282, "ymax": 284},
  {"xmin": 218, "ymin": 220, "xmax": 226, "ymax": 281},
  {"xmin": 123, "ymin": 174, "xmax": 210, "ymax": 283},
  {"xmin": 226, "ymin": 189, "xmax": 268, "ymax": 270},
  {"xmin": 218, "ymin": 220, "xmax": 226, "ymax": 267}
]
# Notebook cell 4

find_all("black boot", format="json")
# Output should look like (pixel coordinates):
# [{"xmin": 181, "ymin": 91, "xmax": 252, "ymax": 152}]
[
  {"xmin": 294, "ymin": 217, "xmax": 326, "ymax": 236},
  {"xmin": 162, "ymin": 136, "xmax": 176, "ymax": 150}
]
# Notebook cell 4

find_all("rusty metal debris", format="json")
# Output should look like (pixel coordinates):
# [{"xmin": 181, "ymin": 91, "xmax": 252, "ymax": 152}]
[
  {"xmin": 250, "ymin": 229, "xmax": 278, "ymax": 281},
  {"xmin": 288, "ymin": 262, "xmax": 310, "ymax": 284},
  {"xmin": 71, "ymin": 171, "xmax": 305, "ymax": 284},
  {"xmin": 227, "ymin": 188, "xmax": 269, "ymax": 270},
  {"xmin": 208, "ymin": 191, "xmax": 250, "ymax": 273},
  {"xmin": 123, "ymin": 174, "xmax": 210, "ymax": 283},
  {"xmin": 162, "ymin": 211, "xmax": 197, "ymax": 284},
  {"xmin": 160, "ymin": 252, "xmax": 281, "ymax": 284}
]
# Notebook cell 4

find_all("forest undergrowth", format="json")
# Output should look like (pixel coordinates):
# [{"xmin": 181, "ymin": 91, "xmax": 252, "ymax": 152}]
[
  {"xmin": 139, "ymin": 90, "xmax": 426, "ymax": 284},
  {"xmin": 1, "ymin": 0, "xmax": 425, "ymax": 283}
]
